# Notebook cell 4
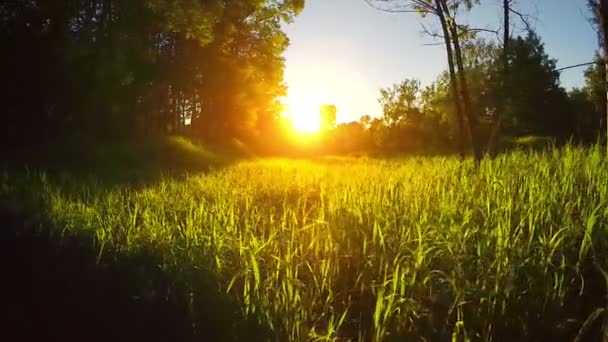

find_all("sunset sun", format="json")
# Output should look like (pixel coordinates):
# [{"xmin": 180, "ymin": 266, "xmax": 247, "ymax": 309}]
[
  {"xmin": 282, "ymin": 93, "xmax": 322, "ymax": 134},
  {"xmin": 290, "ymin": 109, "xmax": 321, "ymax": 133}
]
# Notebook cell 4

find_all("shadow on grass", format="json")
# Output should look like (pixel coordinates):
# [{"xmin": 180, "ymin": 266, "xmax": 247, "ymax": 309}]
[
  {"xmin": 0, "ymin": 209, "xmax": 272, "ymax": 342},
  {"xmin": 0, "ymin": 136, "xmax": 238, "ymax": 188}
]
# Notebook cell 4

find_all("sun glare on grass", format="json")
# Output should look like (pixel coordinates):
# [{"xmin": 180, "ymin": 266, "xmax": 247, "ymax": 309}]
[{"xmin": 281, "ymin": 93, "xmax": 322, "ymax": 134}]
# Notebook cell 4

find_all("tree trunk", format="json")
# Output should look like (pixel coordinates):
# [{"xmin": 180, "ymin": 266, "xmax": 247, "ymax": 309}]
[
  {"xmin": 439, "ymin": 0, "xmax": 481, "ymax": 162},
  {"xmin": 487, "ymin": 0, "xmax": 510, "ymax": 157},
  {"xmin": 435, "ymin": 0, "xmax": 466, "ymax": 159},
  {"xmin": 601, "ymin": 0, "xmax": 608, "ymax": 157}
]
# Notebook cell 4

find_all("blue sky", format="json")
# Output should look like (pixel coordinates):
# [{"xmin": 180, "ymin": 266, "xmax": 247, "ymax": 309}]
[{"xmin": 281, "ymin": 0, "xmax": 599, "ymax": 123}]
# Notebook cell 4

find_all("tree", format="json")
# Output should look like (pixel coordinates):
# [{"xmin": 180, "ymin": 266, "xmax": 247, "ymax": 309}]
[
  {"xmin": 0, "ymin": 0, "xmax": 304, "ymax": 147},
  {"xmin": 568, "ymin": 87, "xmax": 601, "ymax": 144},
  {"xmin": 437, "ymin": 0, "xmax": 481, "ymax": 160},
  {"xmin": 589, "ymin": 0, "xmax": 608, "ymax": 155},
  {"xmin": 585, "ymin": 54, "xmax": 607, "ymax": 137},
  {"xmin": 503, "ymin": 33, "xmax": 571, "ymax": 139},
  {"xmin": 458, "ymin": 34, "xmax": 573, "ymax": 142},
  {"xmin": 366, "ymin": 0, "xmax": 480, "ymax": 160},
  {"xmin": 359, "ymin": 114, "xmax": 372, "ymax": 129},
  {"xmin": 486, "ymin": 0, "xmax": 512, "ymax": 156},
  {"xmin": 320, "ymin": 104, "xmax": 338, "ymax": 130},
  {"xmin": 420, "ymin": 75, "xmax": 455, "ymax": 148},
  {"xmin": 486, "ymin": 0, "xmax": 533, "ymax": 156},
  {"xmin": 370, "ymin": 117, "xmax": 389, "ymax": 149},
  {"xmin": 332, "ymin": 121, "xmax": 367, "ymax": 153},
  {"xmin": 378, "ymin": 79, "xmax": 423, "ymax": 126}
]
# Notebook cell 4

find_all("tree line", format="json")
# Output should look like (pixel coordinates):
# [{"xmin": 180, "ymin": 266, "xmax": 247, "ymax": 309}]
[
  {"xmin": 324, "ymin": 0, "xmax": 608, "ymax": 157},
  {"xmin": 1, "ymin": 0, "xmax": 607, "ymax": 158},
  {"xmin": 0, "ymin": 0, "xmax": 303, "ymax": 149},
  {"xmin": 326, "ymin": 34, "xmax": 606, "ymax": 155}
]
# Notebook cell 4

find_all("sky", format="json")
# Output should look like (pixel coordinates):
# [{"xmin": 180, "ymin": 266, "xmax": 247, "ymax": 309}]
[{"xmin": 281, "ymin": 0, "xmax": 599, "ymax": 123}]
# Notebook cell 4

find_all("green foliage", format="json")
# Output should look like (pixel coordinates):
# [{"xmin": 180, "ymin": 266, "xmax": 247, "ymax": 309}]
[
  {"xmin": 587, "ymin": 0, "xmax": 607, "ymax": 48},
  {"xmin": 364, "ymin": 33, "xmax": 598, "ymax": 155},
  {"xmin": 144, "ymin": 0, "xmax": 221, "ymax": 44},
  {"xmin": 5, "ymin": 145, "xmax": 608, "ymax": 340},
  {"xmin": 0, "ymin": 0, "xmax": 302, "ymax": 146},
  {"xmin": 568, "ymin": 87, "xmax": 603, "ymax": 144},
  {"xmin": 370, "ymin": 75, "xmax": 455, "ymax": 153},
  {"xmin": 378, "ymin": 79, "xmax": 423, "ymax": 127},
  {"xmin": 501, "ymin": 33, "xmax": 571, "ymax": 138},
  {"xmin": 583, "ymin": 54, "xmax": 607, "ymax": 139},
  {"xmin": 331, "ymin": 121, "xmax": 368, "ymax": 153}
]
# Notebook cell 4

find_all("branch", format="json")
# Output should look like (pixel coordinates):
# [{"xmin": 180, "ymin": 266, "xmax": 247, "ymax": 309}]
[
  {"xmin": 363, "ymin": 0, "xmax": 420, "ymax": 13},
  {"xmin": 509, "ymin": 7, "xmax": 533, "ymax": 33},
  {"xmin": 422, "ymin": 41, "xmax": 446, "ymax": 46},
  {"xmin": 363, "ymin": 0, "xmax": 436, "ymax": 15},
  {"xmin": 459, "ymin": 26, "xmax": 501, "ymax": 40},
  {"xmin": 465, "ymin": 28, "xmax": 499, "ymax": 35},
  {"xmin": 421, "ymin": 21, "xmax": 444, "ymax": 39}
]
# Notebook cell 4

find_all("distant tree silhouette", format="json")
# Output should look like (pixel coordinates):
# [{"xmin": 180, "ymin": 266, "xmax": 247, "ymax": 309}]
[
  {"xmin": 332, "ymin": 121, "xmax": 367, "ymax": 153},
  {"xmin": 359, "ymin": 115, "xmax": 372, "ymax": 129},
  {"xmin": 320, "ymin": 104, "xmax": 338, "ymax": 130}
]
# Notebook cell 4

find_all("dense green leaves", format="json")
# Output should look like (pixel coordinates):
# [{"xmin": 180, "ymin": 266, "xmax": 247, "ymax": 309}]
[
  {"xmin": 357, "ymin": 33, "xmax": 599, "ymax": 154},
  {"xmin": 378, "ymin": 79, "xmax": 422, "ymax": 127},
  {"xmin": 0, "ymin": 0, "xmax": 301, "ymax": 147}
]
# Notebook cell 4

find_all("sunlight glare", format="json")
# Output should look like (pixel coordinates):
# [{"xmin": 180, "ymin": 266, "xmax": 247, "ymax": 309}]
[{"xmin": 282, "ymin": 93, "xmax": 322, "ymax": 133}]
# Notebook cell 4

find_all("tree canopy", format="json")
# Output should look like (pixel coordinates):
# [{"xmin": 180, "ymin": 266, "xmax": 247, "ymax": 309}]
[
  {"xmin": 1, "ymin": 0, "xmax": 605, "ymax": 156},
  {"xmin": 0, "ymin": 0, "xmax": 303, "ymax": 147}
]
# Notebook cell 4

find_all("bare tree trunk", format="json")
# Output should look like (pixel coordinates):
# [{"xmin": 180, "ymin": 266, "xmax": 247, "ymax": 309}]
[
  {"xmin": 435, "ymin": 0, "xmax": 466, "ymax": 158},
  {"xmin": 440, "ymin": 0, "xmax": 481, "ymax": 163},
  {"xmin": 487, "ymin": 0, "xmax": 510, "ymax": 157}
]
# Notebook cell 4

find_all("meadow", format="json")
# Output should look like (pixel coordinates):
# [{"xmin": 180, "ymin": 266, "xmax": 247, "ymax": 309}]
[{"xmin": 2, "ymin": 143, "xmax": 608, "ymax": 341}]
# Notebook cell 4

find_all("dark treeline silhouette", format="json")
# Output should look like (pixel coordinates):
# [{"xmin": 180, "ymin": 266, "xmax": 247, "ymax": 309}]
[{"xmin": 0, "ymin": 0, "xmax": 303, "ymax": 149}]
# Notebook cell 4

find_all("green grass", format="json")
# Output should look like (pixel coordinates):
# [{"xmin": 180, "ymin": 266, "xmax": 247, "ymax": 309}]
[{"xmin": 2, "ymin": 144, "xmax": 608, "ymax": 341}]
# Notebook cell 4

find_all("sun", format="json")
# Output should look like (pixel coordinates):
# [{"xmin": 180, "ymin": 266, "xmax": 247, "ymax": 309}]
[
  {"xmin": 291, "ymin": 109, "xmax": 321, "ymax": 133},
  {"xmin": 281, "ymin": 93, "xmax": 322, "ymax": 134}
]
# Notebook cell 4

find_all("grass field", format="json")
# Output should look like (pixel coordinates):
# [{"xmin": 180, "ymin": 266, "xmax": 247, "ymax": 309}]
[{"xmin": 2, "ymin": 143, "xmax": 608, "ymax": 341}]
